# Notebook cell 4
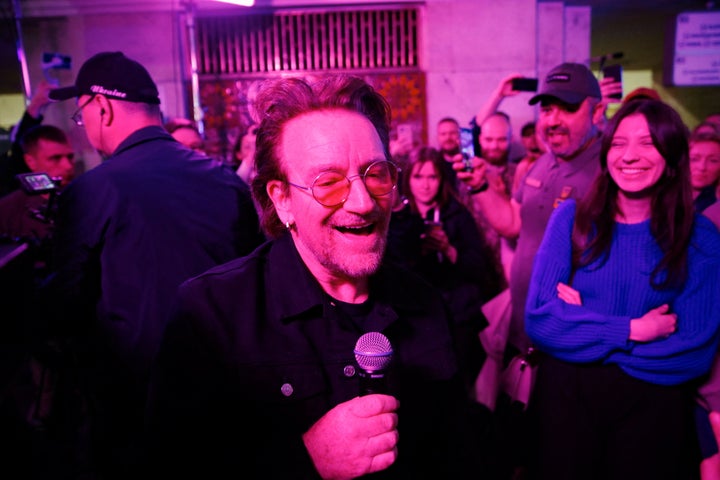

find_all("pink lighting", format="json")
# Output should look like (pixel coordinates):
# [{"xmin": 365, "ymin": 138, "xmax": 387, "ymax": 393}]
[{"xmin": 212, "ymin": 0, "xmax": 255, "ymax": 6}]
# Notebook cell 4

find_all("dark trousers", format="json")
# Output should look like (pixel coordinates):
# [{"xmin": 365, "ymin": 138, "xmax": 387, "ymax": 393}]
[{"xmin": 527, "ymin": 355, "xmax": 700, "ymax": 480}]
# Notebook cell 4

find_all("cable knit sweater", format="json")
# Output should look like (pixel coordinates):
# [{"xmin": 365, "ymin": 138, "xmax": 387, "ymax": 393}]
[{"xmin": 526, "ymin": 199, "xmax": 720, "ymax": 386}]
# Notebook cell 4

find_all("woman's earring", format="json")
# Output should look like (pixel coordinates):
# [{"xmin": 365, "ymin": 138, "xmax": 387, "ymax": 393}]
[{"xmin": 285, "ymin": 220, "xmax": 291, "ymax": 229}]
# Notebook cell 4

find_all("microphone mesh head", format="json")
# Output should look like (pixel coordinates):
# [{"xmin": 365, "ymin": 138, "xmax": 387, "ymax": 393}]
[{"xmin": 354, "ymin": 332, "xmax": 393, "ymax": 373}]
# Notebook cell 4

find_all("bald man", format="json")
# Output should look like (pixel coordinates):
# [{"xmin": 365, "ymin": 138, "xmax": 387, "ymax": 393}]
[{"xmin": 43, "ymin": 51, "xmax": 264, "ymax": 478}]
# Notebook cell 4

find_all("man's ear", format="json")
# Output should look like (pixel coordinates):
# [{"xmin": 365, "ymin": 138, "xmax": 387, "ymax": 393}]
[
  {"xmin": 96, "ymin": 95, "xmax": 113, "ymax": 126},
  {"xmin": 592, "ymin": 100, "xmax": 607, "ymax": 128},
  {"xmin": 267, "ymin": 179, "xmax": 293, "ymax": 226},
  {"xmin": 23, "ymin": 153, "xmax": 38, "ymax": 172}
]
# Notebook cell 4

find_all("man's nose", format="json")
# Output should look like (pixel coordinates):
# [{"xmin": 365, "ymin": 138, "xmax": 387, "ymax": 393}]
[{"xmin": 342, "ymin": 176, "xmax": 375, "ymax": 213}]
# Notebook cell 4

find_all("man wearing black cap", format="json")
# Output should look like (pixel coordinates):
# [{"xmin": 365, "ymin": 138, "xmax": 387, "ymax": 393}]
[
  {"xmin": 461, "ymin": 62, "xmax": 604, "ymax": 356},
  {"xmin": 458, "ymin": 61, "xmax": 604, "ymax": 475},
  {"xmin": 40, "ymin": 51, "xmax": 264, "ymax": 478}
]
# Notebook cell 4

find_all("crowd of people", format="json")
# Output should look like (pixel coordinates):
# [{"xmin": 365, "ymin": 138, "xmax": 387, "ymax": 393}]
[{"xmin": 1, "ymin": 50, "xmax": 719, "ymax": 480}]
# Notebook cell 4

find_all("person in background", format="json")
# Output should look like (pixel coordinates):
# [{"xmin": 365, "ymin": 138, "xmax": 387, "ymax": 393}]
[
  {"xmin": 525, "ymin": 99, "xmax": 720, "ymax": 479},
  {"xmin": 0, "ymin": 126, "xmax": 76, "ymax": 479},
  {"xmin": 388, "ymin": 123, "xmax": 418, "ymax": 172},
  {"xmin": 622, "ymin": 86, "xmax": 661, "ymax": 105},
  {"xmin": 460, "ymin": 62, "xmax": 605, "ymax": 358},
  {"xmin": 386, "ymin": 146, "xmax": 494, "ymax": 399},
  {"xmin": 145, "ymin": 75, "xmax": 486, "ymax": 479},
  {"xmin": 40, "ymin": 51, "xmax": 264, "ymax": 478},
  {"xmin": 471, "ymin": 111, "xmax": 517, "ymax": 286},
  {"xmin": 233, "ymin": 122, "xmax": 258, "ymax": 184},
  {"xmin": 512, "ymin": 121, "xmax": 546, "ymax": 194},
  {"xmin": 477, "ymin": 112, "xmax": 516, "ymax": 182},
  {"xmin": 455, "ymin": 75, "xmax": 530, "ymax": 290},
  {"xmin": 0, "ymin": 80, "xmax": 56, "ymax": 197},
  {"xmin": 457, "ymin": 62, "xmax": 605, "ymax": 478},
  {"xmin": 436, "ymin": 116, "xmax": 462, "ymax": 163},
  {"xmin": 694, "ymin": 121, "xmax": 720, "ymax": 138},
  {"xmin": 704, "ymin": 411, "xmax": 720, "ymax": 480},
  {"xmin": 692, "ymin": 132, "xmax": 720, "ymax": 480},
  {"xmin": 163, "ymin": 117, "xmax": 206, "ymax": 154},
  {"xmin": 470, "ymin": 72, "xmax": 530, "ymax": 165},
  {"xmin": 704, "ymin": 113, "xmax": 720, "ymax": 131},
  {"xmin": 689, "ymin": 131, "xmax": 720, "ymax": 213},
  {"xmin": 0, "ymin": 125, "xmax": 74, "ymax": 240}
]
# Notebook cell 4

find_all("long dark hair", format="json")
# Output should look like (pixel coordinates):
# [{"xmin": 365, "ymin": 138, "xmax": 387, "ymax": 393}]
[
  {"xmin": 402, "ymin": 146, "xmax": 455, "ymax": 215},
  {"xmin": 572, "ymin": 99, "xmax": 693, "ymax": 289}
]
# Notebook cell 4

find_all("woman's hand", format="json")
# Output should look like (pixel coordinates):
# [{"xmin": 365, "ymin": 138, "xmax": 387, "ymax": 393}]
[
  {"xmin": 629, "ymin": 304, "xmax": 677, "ymax": 342},
  {"xmin": 556, "ymin": 282, "xmax": 582, "ymax": 305},
  {"xmin": 421, "ymin": 226, "xmax": 457, "ymax": 263}
]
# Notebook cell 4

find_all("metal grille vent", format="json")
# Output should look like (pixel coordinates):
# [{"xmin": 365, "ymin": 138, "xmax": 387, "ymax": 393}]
[{"xmin": 195, "ymin": 7, "xmax": 419, "ymax": 75}]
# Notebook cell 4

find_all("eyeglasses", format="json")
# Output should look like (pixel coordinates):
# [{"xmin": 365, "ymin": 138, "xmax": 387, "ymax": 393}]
[
  {"xmin": 71, "ymin": 95, "xmax": 96, "ymax": 126},
  {"xmin": 287, "ymin": 160, "xmax": 399, "ymax": 207}
]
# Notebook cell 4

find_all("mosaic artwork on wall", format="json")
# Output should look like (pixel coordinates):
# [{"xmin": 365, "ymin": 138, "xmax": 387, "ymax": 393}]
[{"xmin": 198, "ymin": 72, "xmax": 427, "ymax": 165}]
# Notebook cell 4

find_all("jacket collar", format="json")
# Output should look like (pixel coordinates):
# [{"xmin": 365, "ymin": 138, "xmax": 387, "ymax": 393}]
[{"xmin": 264, "ymin": 233, "xmax": 425, "ymax": 328}]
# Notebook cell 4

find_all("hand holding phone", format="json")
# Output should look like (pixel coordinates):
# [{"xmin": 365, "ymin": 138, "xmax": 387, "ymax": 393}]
[
  {"xmin": 511, "ymin": 77, "xmax": 539, "ymax": 92},
  {"xmin": 602, "ymin": 64, "xmax": 623, "ymax": 100},
  {"xmin": 460, "ymin": 127, "xmax": 475, "ymax": 171},
  {"xmin": 397, "ymin": 123, "xmax": 413, "ymax": 145}
]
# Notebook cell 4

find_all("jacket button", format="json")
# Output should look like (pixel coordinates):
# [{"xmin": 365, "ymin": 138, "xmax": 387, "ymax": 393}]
[
  {"xmin": 281, "ymin": 383, "xmax": 294, "ymax": 397},
  {"xmin": 343, "ymin": 365, "xmax": 356, "ymax": 377}
]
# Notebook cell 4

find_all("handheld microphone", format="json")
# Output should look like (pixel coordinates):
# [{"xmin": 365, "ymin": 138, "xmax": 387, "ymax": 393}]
[{"xmin": 354, "ymin": 332, "xmax": 393, "ymax": 396}]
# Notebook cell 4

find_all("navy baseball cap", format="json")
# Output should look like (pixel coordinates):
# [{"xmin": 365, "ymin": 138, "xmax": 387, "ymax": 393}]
[
  {"xmin": 529, "ymin": 62, "xmax": 601, "ymax": 106},
  {"xmin": 49, "ymin": 51, "xmax": 160, "ymax": 105}
]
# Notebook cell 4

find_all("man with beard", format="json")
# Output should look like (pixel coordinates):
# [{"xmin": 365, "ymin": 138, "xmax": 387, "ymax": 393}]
[
  {"xmin": 435, "ymin": 114, "xmax": 507, "ymax": 297},
  {"xmin": 145, "ymin": 75, "xmax": 486, "ymax": 479},
  {"xmin": 461, "ymin": 62, "xmax": 604, "ymax": 355},
  {"xmin": 474, "ymin": 112, "xmax": 517, "ymax": 281},
  {"xmin": 437, "ymin": 116, "xmax": 462, "ymax": 162},
  {"xmin": 434, "ymin": 117, "xmax": 468, "ymax": 194},
  {"xmin": 458, "ymin": 62, "xmax": 603, "ymax": 478}
]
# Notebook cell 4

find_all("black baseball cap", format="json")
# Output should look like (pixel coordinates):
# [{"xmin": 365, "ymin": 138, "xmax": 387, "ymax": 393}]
[
  {"xmin": 529, "ymin": 62, "xmax": 600, "ymax": 106},
  {"xmin": 49, "ymin": 51, "xmax": 160, "ymax": 105}
]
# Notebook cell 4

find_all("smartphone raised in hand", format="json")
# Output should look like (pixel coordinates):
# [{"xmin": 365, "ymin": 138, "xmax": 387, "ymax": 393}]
[
  {"xmin": 511, "ymin": 77, "xmax": 539, "ymax": 92},
  {"xmin": 397, "ymin": 123, "xmax": 413, "ymax": 145},
  {"xmin": 602, "ymin": 64, "xmax": 623, "ymax": 100},
  {"xmin": 460, "ymin": 127, "xmax": 475, "ymax": 171}
]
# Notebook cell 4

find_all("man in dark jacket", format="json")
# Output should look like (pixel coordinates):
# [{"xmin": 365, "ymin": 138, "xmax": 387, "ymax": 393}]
[
  {"xmin": 41, "ymin": 51, "xmax": 264, "ymax": 478},
  {"xmin": 145, "ymin": 75, "xmax": 488, "ymax": 479}
]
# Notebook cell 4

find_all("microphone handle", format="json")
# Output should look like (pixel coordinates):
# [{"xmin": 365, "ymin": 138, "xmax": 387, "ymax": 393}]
[{"xmin": 359, "ymin": 370, "xmax": 387, "ymax": 396}]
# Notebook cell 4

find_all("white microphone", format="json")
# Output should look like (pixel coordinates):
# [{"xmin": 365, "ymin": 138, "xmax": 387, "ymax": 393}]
[{"xmin": 354, "ymin": 332, "xmax": 393, "ymax": 396}]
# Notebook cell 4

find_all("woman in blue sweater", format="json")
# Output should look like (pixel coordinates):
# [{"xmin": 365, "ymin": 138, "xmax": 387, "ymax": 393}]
[{"xmin": 525, "ymin": 99, "xmax": 720, "ymax": 479}]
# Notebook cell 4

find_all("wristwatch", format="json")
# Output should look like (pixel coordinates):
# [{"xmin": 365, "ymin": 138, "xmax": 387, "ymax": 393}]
[{"xmin": 468, "ymin": 180, "xmax": 489, "ymax": 195}]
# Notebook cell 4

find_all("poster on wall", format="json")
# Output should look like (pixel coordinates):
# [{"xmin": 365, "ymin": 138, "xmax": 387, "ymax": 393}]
[{"xmin": 666, "ymin": 10, "xmax": 720, "ymax": 86}]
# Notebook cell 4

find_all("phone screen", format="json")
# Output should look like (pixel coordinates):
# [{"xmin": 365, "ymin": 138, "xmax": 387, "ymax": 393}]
[
  {"xmin": 16, "ymin": 173, "xmax": 57, "ymax": 195},
  {"xmin": 397, "ymin": 123, "xmax": 413, "ymax": 144},
  {"xmin": 511, "ymin": 78, "xmax": 539, "ymax": 92},
  {"xmin": 602, "ymin": 64, "xmax": 623, "ymax": 99},
  {"xmin": 460, "ymin": 127, "xmax": 475, "ymax": 168}
]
